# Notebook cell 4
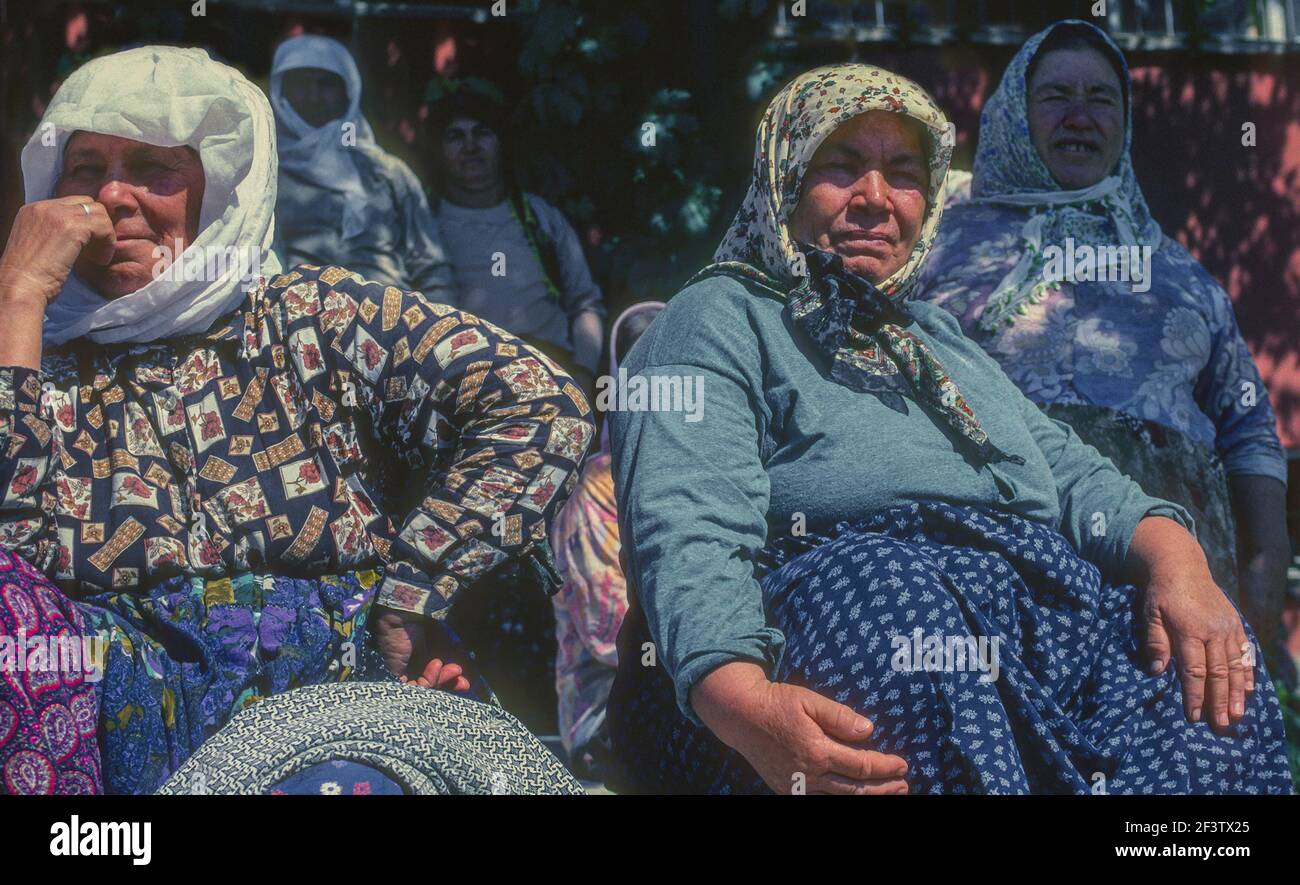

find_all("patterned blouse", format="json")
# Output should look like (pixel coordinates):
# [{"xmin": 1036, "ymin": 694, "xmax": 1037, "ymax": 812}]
[
  {"xmin": 917, "ymin": 204, "xmax": 1287, "ymax": 484},
  {"xmin": 0, "ymin": 264, "xmax": 595, "ymax": 618}
]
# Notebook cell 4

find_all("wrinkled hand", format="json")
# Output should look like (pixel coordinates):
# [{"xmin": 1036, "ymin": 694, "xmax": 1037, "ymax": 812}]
[
  {"xmin": 692, "ymin": 661, "xmax": 909, "ymax": 795},
  {"xmin": 372, "ymin": 607, "xmax": 471, "ymax": 693},
  {"xmin": 0, "ymin": 196, "xmax": 115, "ymax": 308},
  {"xmin": 1142, "ymin": 570, "xmax": 1255, "ymax": 735}
]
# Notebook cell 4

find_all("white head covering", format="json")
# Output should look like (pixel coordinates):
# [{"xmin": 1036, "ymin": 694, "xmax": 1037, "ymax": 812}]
[
  {"xmin": 270, "ymin": 35, "xmax": 375, "ymax": 240},
  {"xmin": 22, "ymin": 46, "xmax": 280, "ymax": 347}
]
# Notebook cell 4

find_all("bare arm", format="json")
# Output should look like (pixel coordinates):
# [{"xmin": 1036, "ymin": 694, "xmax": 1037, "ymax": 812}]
[{"xmin": 570, "ymin": 309, "xmax": 603, "ymax": 374}]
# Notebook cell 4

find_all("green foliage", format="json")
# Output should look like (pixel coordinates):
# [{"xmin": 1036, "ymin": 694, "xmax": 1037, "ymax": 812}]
[{"xmin": 493, "ymin": 0, "xmax": 768, "ymax": 302}]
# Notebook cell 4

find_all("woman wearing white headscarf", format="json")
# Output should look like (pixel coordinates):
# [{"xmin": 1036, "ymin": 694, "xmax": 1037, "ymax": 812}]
[
  {"xmin": 270, "ymin": 34, "xmax": 455, "ymax": 299},
  {"xmin": 0, "ymin": 46, "xmax": 592, "ymax": 794}
]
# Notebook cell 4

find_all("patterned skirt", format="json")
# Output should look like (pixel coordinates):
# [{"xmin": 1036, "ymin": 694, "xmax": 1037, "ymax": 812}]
[
  {"xmin": 608, "ymin": 503, "xmax": 1294, "ymax": 794},
  {"xmin": 0, "ymin": 548, "xmax": 378, "ymax": 794}
]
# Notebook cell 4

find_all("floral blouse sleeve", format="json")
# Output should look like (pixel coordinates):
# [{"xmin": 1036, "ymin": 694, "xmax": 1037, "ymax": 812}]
[
  {"xmin": 289, "ymin": 265, "xmax": 596, "ymax": 618},
  {"xmin": 1188, "ymin": 262, "xmax": 1287, "ymax": 484}
]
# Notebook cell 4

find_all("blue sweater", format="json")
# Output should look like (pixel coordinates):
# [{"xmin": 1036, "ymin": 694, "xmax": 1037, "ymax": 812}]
[{"xmin": 608, "ymin": 273, "xmax": 1192, "ymax": 722}]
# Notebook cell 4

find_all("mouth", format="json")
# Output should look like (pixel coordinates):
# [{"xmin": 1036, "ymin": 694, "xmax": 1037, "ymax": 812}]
[
  {"xmin": 833, "ymin": 231, "xmax": 894, "ymax": 252},
  {"xmin": 1053, "ymin": 139, "xmax": 1100, "ymax": 157}
]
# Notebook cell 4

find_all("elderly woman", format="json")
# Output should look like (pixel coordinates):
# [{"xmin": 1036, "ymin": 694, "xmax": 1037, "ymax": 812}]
[
  {"xmin": 605, "ymin": 64, "xmax": 1292, "ymax": 794},
  {"xmin": 916, "ymin": 21, "xmax": 1290, "ymax": 654},
  {"xmin": 0, "ymin": 47, "xmax": 592, "ymax": 794}
]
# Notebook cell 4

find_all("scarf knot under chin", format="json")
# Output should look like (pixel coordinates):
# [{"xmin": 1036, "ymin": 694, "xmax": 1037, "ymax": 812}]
[{"xmin": 692, "ymin": 247, "xmax": 1025, "ymax": 469}]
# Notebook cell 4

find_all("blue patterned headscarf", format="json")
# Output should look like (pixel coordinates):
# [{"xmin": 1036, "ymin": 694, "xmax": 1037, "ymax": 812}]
[{"xmin": 971, "ymin": 20, "xmax": 1162, "ymax": 331}]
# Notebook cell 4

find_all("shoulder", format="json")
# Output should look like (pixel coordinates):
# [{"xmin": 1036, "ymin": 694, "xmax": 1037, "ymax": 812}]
[
  {"xmin": 627, "ymin": 273, "xmax": 783, "ymax": 375},
  {"xmin": 355, "ymin": 145, "xmax": 427, "ymax": 195},
  {"xmin": 522, "ymin": 193, "xmax": 577, "ymax": 237},
  {"xmin": 263, "ymin": 264, "xmax": 458, "ymax": 324},
  {"xmin": 1155, "ymin": 237, "xmax": 1240, "ymax": 324},
  {"xmin": 907, "ymin": 299, "xmax": 1007, "ymax": 380},
  {"xmin": 908, "ymin": 299, "xmax": 966, "ymax": 338}
]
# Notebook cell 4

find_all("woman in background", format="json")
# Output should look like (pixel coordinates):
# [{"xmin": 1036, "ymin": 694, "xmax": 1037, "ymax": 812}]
[
  {"xmin": 271, "ymin": 34, "xmax": 456, "ymax": 299},
  {"xmin": 917, "ymin": 21, "xmax": 1289, "ymax": 653}
]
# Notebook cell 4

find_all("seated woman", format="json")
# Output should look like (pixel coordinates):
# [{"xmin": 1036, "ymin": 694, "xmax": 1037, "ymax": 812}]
[
  {"xmin": 916, "ymin": 21, "xmax": 1289, "ymax": 655},
  {"xmin": 605, "ymin": 64, "xmax": 1292, "ymax": 794},
  {"xmin": 0, "ymin": 47, "xmax": 593, "ymax": 795}
]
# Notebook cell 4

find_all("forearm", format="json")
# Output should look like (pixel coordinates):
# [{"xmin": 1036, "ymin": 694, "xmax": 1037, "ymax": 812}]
[
  {"xmin": 689, "ymin": 660, "xmax": 770, "ymax": 748},
  {"xmin": 1123, "ymin": 515, "xmax": 1211, "ymax": 586},
  {"xmin": 0, "ymin": 292, "xmax": 46, "ymax": 370},
  {"xmin": 1229, "ymin": 474, "xmax": 1289, "ymax": 642}
]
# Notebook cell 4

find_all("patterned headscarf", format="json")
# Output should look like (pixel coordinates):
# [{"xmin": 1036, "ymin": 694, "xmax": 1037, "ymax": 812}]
[
  {"xmin": 693, "ymin": 64, "xmax": 1022, "ymax": 467},
  {"xmin": 971, "ymin": 20, "xmax": 1162, "ymax": 331}
]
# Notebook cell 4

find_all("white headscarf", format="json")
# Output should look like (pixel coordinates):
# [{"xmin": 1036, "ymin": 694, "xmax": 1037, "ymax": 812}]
[
  {"xmin": 23, "ymin": 46, "xmax": 280, "ymax": 347},
  {"xmin": 270, "ymin": 35, "xmax": 375, "ymax": 240}
]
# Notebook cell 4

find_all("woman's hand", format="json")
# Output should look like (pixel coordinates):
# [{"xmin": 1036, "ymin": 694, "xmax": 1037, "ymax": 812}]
[
  {"xmin": 0, "ymin": 196, "xmax": 116, "ymax": 308},
  {"xmin": 1129, "ymin": 516, "xmax": 1255, "ymax": 735},
  {"xmin": 691, "ymin": 661, "xmax": 909, "ymax": 795},
  {"xmin": 371, "ymin": 607, "xmax": 471, "ymax": 692},
  {"xmin": 0, "ymin": 197, "xmax": 117, "ymax": 370}
]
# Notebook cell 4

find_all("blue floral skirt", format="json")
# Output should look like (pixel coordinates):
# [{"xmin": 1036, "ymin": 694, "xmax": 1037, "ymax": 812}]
[{"xmin": 608, "ymin": 503, "xmax": 1294, "ymax": 794}]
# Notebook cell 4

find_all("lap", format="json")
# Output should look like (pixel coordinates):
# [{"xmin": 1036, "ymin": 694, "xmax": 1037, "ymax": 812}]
[{"xmin": 610, "ymin": 504, "xmax": 1294, "ymax": 794}]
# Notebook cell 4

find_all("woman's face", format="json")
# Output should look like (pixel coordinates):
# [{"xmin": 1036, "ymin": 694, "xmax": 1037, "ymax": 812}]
[
  {"xmin": 789, "ymin": 110, "xmax": 930, "ymax": 284},
  {"xmin": 1027, "ymin": 47, "xmax": 1125, "ymax": 190},
  {"xmin": 54, "ymin": 131, "xmax": 205, "ymax": 299},
  {"xmin": 281, "ymin": 67, "xmax": 349, "ymax": 128}
]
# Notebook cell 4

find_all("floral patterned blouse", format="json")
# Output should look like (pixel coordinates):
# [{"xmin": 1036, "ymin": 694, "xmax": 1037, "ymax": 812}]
[
  {"xmin": 917, "ymin": 203, "xmax": 1287, "ymax": 484},
  {"xmin": 0, "ymin": 264, "xmax": 595, "ymax": 618}
]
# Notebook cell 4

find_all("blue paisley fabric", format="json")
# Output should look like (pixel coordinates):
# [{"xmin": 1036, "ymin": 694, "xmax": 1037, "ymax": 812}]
[{"xmin": 608, "ymin": 503, "xmax": 1293, "ymax": 794}]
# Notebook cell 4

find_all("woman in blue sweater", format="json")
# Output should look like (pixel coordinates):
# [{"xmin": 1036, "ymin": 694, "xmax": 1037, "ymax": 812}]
[{"xmin": 604, "ymin": 64, "xmax": 1292, "ymax": 794}]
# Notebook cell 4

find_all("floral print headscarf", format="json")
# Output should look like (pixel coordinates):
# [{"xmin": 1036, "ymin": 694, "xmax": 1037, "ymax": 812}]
[
  {"xmin": 970, "ymin": 20, "xmax": 1163, "ymax": 331},
  {"xmin": 693, "ymin": 64, "xmax": 1023, "ymax": 467}
]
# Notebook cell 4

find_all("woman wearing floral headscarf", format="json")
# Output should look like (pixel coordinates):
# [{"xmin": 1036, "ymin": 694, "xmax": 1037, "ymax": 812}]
[
  {"xmin": 604, "ymin": 63, "xmax": 1292, "ymax": 794},
  {"xmin": 917, "ymin": 21, "xmax": 1289, "ymax": 656},
  {"xmin": 0, "ymin": 47, "xmax": 591, "ymax": 794}
]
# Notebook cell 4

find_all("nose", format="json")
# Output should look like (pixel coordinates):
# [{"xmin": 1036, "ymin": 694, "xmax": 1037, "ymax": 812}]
[
  {"xmin": 96, "ymin": 175, "xmax": 142, "ymax": 222},
  {"xmin": 1061, "ymin": 101, "xmax": 1096, "ymax": 130},
  {"xmin": 849, "ymin": 169, "xmax": 890, "ymax": 214}
]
